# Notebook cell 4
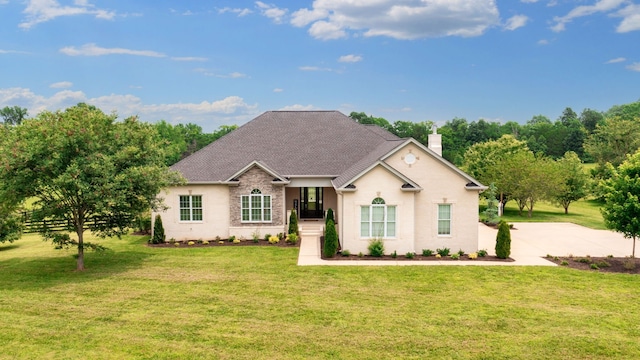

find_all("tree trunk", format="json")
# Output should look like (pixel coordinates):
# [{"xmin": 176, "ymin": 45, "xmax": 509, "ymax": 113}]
[
  {"xmin": 76, "ymin": 214, "xmax": 85, "ymax": 271},
  {"xmin": 77, "ymin": 229, "xmax": 85, "ymax": 271},
  {"xmin": 564, "ymin": 206, "xmax": 568, "ymax": 214}
]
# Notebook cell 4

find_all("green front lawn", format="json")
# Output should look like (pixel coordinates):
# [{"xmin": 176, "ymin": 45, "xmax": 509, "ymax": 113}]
[
  {"xmin": 1, "ymin": 233, "xmax": 639, "ymax": 359},
  {"xmin": 482, "ymin": 198, "xmax": 606, "ymax": 230}
]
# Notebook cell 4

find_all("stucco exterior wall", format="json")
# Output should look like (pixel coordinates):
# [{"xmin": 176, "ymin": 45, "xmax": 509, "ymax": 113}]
[
  {"xmin": 384, "ymin": 143, "xmax": 480, "ymax": 254},
  {"xmin": 340, "ymin": 165, "xmax": 416, "ymax": 255},
  {"xmin": 153, "ymin": 184, "xmax": 230, "ymax": 241}
]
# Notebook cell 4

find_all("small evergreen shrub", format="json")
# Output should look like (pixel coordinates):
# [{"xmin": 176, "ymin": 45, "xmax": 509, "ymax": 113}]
[
  {"xmin": 277, "ymin": 233, "xmax": 285, "ymax": 241},
  {"xmin": 457, "ymin": 249, "xmax": 465, "ymax": 256},
  {"xmin": 151, "ymin": 214, "xmax": 165, "ymax": 244},
  {"xmin": 358, "ymin": 252, "xmax": 364, "ymax": 258},
  {"xmin": 405, "ymin": 252, "xmax": 414, "ymax": 259},
  {"xmin": 169, "ymin": 238, "xmax": 176, "ymax": 244},
  {"xmin": 391, "ymin": 250, "xmax": 397, "ymax": 259},
  {"xmin": 323, "ymin": 219, "xmax": 339, "ymax": 258},
  {"xmin": 228, "ymin": 235, "xmax": 236, "ymax": 243},
  {"xmin": 422, "ymin": 249, "xmax": 434, "ymax": 257},
  {"xmin": 596, "ymin": 260, "xmax": 610, "ymax": 268},
  {"xmin": 561, "ymin": 260, "xmax": 569, "ymax": 266},
  {"xmin": 288, "ymin": 209, "xmax": 299, "ymax": 235},
  {"xmin": 367, "ymin": 238, "xmax": 385, "ymax": 257},
  {"xmin": 325, "ymin": 208, "xmax": 335, "ymax": 226},
  {"xmin": 341, "ymin": 250, "xmax": 351, "ymax": 256},
  {"xmin": 590, "ymin": 263, "xmax": 599, "ymax": 270},
  {"xmin": 264, "ymin": 233, "xmax": 272, "ymax": 242},
  {"xmin": 495, "ymin": 221, "xmax": 511, "ymax": 259},
  {"xmin": 286, "ymin": 233, "xmax": 298, "ymax": 245},
  {"xmin": 451, "ymin": 253, "xmax": 460, "ymax": 260},
  {"xmin": 577, "ymin": 258, "xmax": 591, "ymax": 264},
  {"xmin": 477, "ymin": 249, "xmax": 488, "ymax": 257},
  {"xmin": 436, "ymin": 247, "xmax": 450, "ymax": 257}
]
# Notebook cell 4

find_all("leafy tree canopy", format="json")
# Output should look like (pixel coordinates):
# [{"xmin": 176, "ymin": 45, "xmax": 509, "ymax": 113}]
[
  {"xmin": 0, "ymin": 106, "xmax": 28, "ymax": 126},
  {"xmin": 0, "ymin": 104, "xmax": 184, "ymax": 270},
  {"xmin": 600, "ymin": 150, "xmax": 640, "ymax": 257}
]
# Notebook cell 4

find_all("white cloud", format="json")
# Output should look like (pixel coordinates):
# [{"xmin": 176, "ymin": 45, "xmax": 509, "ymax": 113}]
[
  {"xmin": 291, "ymin": 0, "xmax": 500, "ymax": 40},
  {"xmin": 291, "ymin": 7, "xmax": 328, "ymax": 27},
  {"xmin": 299, "ymin": 66, "xmax": 333, "ymax": 72},
  {"xmin": 0, "ymin": 49, "xmax": 30, "ymax": 54},
  {"xmin": 626, "ymin": 62, "xmax": 640, "ymax": 71},
  {"xmin": 537, "ymin": 39, "xmax": 550, "ymax": 45},
  {"xmin": 60, "ymin": 43, "xmax": 166, "ymax": 57},
  {"xmin": 521, "ymin": 0, "xmax": 539, "ymax": 3},
  {"xmin": 338, "ymin": 54, "xmax": 363, "ymax": 63},
  {"xmin": 605, "ymin": 57, "xmax": 626, "ymax": 63},
  {"xmin": 504, "ymin": 15, "xmax": 528, "ymax": 31},
  {"xmin": 615, "ymin": 4, "xmax": 640, "ymax": 33},
  {"xmin": 218, "ymin": 7, "xmax": 252, "ymax": 17},
  {"xmin": 279, "ymin": 104, "xmax": 320, "ymax": 111},
  {"xmin": 171, "ymin": 56, "xmax": 208, "ymax": 62},
  {"xmin": 194, "ymin": 69, "xmax": 248, "ymax": 78},
  {"xmin": 551, "ymin": 0, "xmax": 627, "ymax": 32},
  {"xmin": 273, "ymin": 88, "xmax": 284, "ymax": 93},
  {"xmin": 19, "ymin": 0, "xmax": 116, "ymax": 29},
  {"xmin": 0, "ymin": 87, "xmax": 259, "ymax": 130},
  {"xmin": 255, "ymin": 1, "xmax": 288, "ymax": 24},
  {"xmin": 50, "ymin": 81, "xmax": 73, "ymax": 89}
]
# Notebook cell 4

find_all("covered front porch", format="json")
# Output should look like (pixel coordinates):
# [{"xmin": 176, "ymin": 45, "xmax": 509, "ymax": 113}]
[{"xmin": 284, "ymin": 178, "xmax": 338, "ymax": 223}]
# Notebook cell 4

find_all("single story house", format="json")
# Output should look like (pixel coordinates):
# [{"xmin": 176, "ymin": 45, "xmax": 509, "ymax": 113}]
[{"xmin": 153, "ymin": 111, "xmax": 486, "ymax": 255}]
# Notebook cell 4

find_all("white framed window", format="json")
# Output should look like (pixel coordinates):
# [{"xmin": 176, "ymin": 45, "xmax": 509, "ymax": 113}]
[
  {"xmin": 438, "ymin": 204, "xmax": 451, "ymax": 235},
  {"xmin": 241, "ymin": 189, "xmax": 272, "ymax": 223},
  {"xmin": 361, "ymin": 197, "xmax": 396, "ymax": 238},
  {"xmin": 179, "ymin": 195, "xmax": 203, "ymax": 222}
]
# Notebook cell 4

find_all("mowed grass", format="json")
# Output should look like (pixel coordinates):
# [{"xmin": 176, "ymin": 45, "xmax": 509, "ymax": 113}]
[
  {"xmin": 2, "ymin": 234, "xmax": 640, "ymax": 359},
  {"xmin": 482, "ymin": 198, "xmax": 607, "ymax": 230}
]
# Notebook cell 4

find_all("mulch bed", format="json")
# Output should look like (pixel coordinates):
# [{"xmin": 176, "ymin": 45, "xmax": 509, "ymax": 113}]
[
  {"xmin": 546, "ymin": 255, "xmax": 640, "ymax": 274},
  {"xmin": 324, "ymin": 253, "xmax": 514, "ymax": 261},
  {"xmin": 147, "ymin": 239, "xmax": 299, "ymax": 248}
]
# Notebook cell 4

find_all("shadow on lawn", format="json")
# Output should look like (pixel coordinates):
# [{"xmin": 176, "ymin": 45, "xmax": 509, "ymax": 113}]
[
  {"xmin": 0, "ymin": 250, "xmax": 153, "ymax": 290},
  {"xmin": 0, "ymin": 244, "xmax": 21, "ymax": 252}
]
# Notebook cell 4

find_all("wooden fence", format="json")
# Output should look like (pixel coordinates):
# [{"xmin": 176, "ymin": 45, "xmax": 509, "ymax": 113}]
[{"xmin": 21, "ymin": 211, "xmax": 132, "ymax": 233}]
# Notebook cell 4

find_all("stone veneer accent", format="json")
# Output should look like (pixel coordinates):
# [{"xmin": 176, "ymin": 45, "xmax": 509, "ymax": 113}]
[{"xmin": 229, "ymin": 166, "xmax": 284, "ymax": 227}]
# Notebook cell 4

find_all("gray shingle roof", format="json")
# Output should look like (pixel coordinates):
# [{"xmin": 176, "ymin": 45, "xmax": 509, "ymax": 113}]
[{"xmin": 171, "ymin": 111, "xmax": 402, "ymax": 183}]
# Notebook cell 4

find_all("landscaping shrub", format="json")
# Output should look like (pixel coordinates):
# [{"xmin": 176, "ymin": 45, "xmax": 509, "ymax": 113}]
[
  {"xmin": 422, "ymin": 249, "xmax": 434, "ymax": 257},
  {"xmin": 251, "ymin": 230, "xmax": 261, "ymax": 243},
  {"xmin": 323, "ymin": 219, "xmax": 338, "ymax": 258},
  {"xmin": 325, "ymin": 208, "xmax": 334, "ymax": 226},
  {"xmin": 151, "ymin": 214, "xmax": 165, "ymax": 244},
  {"xmin": 405, "ymin": 252, "xmax": 414, "ymax": 259},
  {"xmin": 478, "ymin": 249, "xmax": 488, "ymax": 257},
  {"xmin": 468, "ymin": 252, "xmax": 478, "ymax": 260},
  {"xmin": 288, "ymin": 209, "xmax": 299, "ymax": 235},
  {"xmin": 264, "ymin": 233, "xmax": 272, "ymax": 242},
  {"xmin": 286, "ymin": 233, "xmax": 298, "ymax": 245},
  {"xmin": 341, "ymin": 249, "xmax": 350, "ymax": 256},
  {"xmin": 495, "ymin": 221, "xmax": 511, "ymax": 259},
  {"xmin": 367, "ymin": 238, "xmax": 385, "ymax": 257},
  {"xmin": 228, "ymin": 235, "xmax": 236, "ymax": 243},
  {"xmin": 451, "ymin": 253, "xmax": 460, "ymax": 260},
  {"xmin": 436, "ymin": 247, "xmax": 450, "ymax": 257},
  {"xmin": 391, "ymin": 250, "xmax": 397, "ymax": 259},
  {"xmin": 268, "ymin": 235, "xmax": 279, "ymax": 244},
  {"xmin": 457, "ymin": 249, "xmax": 465, "ymax": 256}
]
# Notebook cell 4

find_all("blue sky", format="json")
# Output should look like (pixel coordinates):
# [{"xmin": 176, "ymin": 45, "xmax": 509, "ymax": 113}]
[{"xmin": 1, "ymin": 0, "xmax": 639, "ymax": 131}]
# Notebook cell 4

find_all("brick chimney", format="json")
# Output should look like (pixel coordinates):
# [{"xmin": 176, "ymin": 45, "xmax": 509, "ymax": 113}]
[{"xmin": 428, "ymin": 124, "xmax": 442, "ymax": 156}]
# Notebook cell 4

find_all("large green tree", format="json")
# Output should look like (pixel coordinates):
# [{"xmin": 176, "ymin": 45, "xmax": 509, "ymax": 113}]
[
  {"xmin": 0, "ymin": 104, "xmax": 183, "ymax": 270},
  {"xmin": 0, "ymin": 106, "xmax": 28, "ymax": 126},
  {"xmin": 584, "ymin": 116, "xmax": 640, "ymax": 167},
  {"xmin": 553, "ymin": 152, "xmax": 590, "ymax": 214},
  {"xmin": 600, "ymin": 150, "xmax": 640, "ymax": 257}
]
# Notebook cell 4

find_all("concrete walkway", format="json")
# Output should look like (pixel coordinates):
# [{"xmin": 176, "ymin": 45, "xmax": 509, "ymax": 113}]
[{"xmin": 298, "ymin": 222, "xmax": 634, "ymax": 266}]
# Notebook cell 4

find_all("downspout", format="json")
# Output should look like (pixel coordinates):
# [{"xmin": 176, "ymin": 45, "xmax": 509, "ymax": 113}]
[{"xmin": 337, "ymin": 190, "xmax": 343, "ymax": 249}]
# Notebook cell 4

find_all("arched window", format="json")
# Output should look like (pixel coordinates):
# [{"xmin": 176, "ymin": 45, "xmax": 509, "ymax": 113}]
[
  {"xmin": 241, "ymin": 189, "xmax": 272, "ymax": 223},
  {"xmin": 360, "ymin": 197, "xmax": 396, "ymax": 238}
]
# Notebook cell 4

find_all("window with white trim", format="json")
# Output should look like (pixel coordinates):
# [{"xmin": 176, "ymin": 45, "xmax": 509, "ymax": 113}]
[
  {"xmin": 179, "ymin": 195, "xmax": 202, "ymax": 222},
  {"xmin": 361, "ymin": 197, "xmax": 396, "ymax": 238},
  {"xmin": 438, "ymin": 204, "xmax": 451, "ymax": 235},
  {"xmin": 241, "ymin": 189, "xmax": 272, "ymax": 223}
]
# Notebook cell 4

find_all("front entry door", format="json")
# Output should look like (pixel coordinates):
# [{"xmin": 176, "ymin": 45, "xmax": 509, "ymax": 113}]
[{"xmin": 300, "ymin": 187, "xmax": 323, "ymax": 219}]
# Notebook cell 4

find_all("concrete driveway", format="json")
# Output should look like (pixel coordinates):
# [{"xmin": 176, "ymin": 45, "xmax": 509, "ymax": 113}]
[{"xmin": 479, "ymin": 222, "xmax": 634, "ymax": 265}]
